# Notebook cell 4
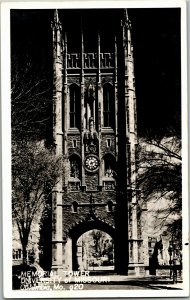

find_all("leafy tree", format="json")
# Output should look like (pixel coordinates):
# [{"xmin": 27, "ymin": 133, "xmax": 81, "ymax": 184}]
[
  {"xmin": 38, "ymin": 197, "xmax": 52, "ymax": 271},
  {"xmin": 11, "ymin": 46, "xmax": 55, "ymax": 267},
  {"xmin": 87, "ymin": 230, "xmax": 114, "ymax": 264},
  {"xmin": 12, "ymin": 140, "xmax": 61, "ymax": 264},
  {"xmin": 137, "ymin": 135, "xmax": 182, "ymax": 245}
]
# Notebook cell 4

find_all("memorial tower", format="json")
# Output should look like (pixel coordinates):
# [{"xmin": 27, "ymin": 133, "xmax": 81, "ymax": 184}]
[{"xmin": 51, "ymin": 8, "xmax": 145, "ymax": 275}]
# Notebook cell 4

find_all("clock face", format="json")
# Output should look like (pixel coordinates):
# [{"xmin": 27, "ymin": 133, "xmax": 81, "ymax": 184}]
[{"xmin": 85, "ymin": 155, "xmax": 99, "ymax": 172}]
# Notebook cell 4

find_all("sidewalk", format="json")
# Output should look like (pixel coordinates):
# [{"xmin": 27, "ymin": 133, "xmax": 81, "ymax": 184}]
[{"xmin": 108, "ymin": 274, "xmax": 183, "ymax": 289}]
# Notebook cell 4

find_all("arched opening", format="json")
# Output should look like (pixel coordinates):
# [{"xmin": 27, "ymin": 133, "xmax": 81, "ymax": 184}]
[
  {"xmin": 76, "ymin": 229, "xmax": 114, "ymax": 271},
  {"xmin": 103, "ymin": 83, "xmax": 115, "ymax": 129},
  {"xmin": 69, "ymin": 84, "xmax": 81, "ymax": 129},
  {"xmin": 70, "ymin": 220, "xmax": 115, "ymax": 271}
]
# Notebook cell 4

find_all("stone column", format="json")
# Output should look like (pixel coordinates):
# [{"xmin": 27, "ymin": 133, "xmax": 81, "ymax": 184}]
[
  {"xmin": 81, "ymin": 30, "xmax": 85, "ymax": 187},
  {"xmin": 114, "ymin": 36, "xmax": 119, "ymax": 160},
  {"xmin": 51, "ymin": 9, "xmax": 63, "ymax": 274},
  {"xmin": 98, "ymin": 32, "xmax": 103, "ymax": 186},
  {"xmin": 64, "ymin": 238, "xmax": 72, "ymax": 270},
  {"xmin": 123, "ymin": 9, "xmax": 141, "ymax": 274},
  {"xmin": 63, "ymin": 32, "xmax": 68, "ymax": 188}
]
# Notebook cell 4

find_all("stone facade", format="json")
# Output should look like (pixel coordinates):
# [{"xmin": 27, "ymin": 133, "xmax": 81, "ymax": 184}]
[{"xmin": 51, "ymin": 9, "xmax": 144, "ymax": 275}]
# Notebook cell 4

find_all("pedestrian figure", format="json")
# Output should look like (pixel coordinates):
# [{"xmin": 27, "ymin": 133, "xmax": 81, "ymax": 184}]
[{"xmin": 149, "ymin": 239, "xmax": 163, "ymax": 275}]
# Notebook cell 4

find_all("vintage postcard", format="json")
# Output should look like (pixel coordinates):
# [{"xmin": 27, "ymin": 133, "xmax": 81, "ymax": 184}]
[{"xmin": 1, "ymin": 0, "xmax": 189, "ymax": 298}]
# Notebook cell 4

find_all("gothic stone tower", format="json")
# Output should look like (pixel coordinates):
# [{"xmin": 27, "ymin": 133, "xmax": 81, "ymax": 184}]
[{"xmin": 51, "ymin": 9, "xmax": 145, "ymax": 275}]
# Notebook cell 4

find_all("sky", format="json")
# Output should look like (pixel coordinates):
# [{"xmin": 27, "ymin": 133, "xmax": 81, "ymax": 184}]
[{"xmin": 11, "ymin": 8, "xmax": 181, "ymax": 138}]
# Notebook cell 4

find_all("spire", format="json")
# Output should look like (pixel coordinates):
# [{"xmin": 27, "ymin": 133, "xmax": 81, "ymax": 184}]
[
  {"xmin": 122, "ymin": 8, "xmax": 137, "ymax": 139},
  {"xmin": 52, "ymin": 9, "xmax": 62, "ymax": 39},
  {"xmin": 126, "ymin": 9, "xmax": 132, "ymax": 28},
  {"xmin": 53, "ymin": 9, "xmax": 61, "ymax": 29},
  {"xmin": 122, "ymin": 9, "xmax": 131, "ymax": 29},
  {"xmin": 54, "ymin": 9, "xmax": 59, "ymax": 23},
  {"xmin": 81, "ymin": 28, "xmax": 84, "ymax": 66},
  {"xmin": 122, "ymin": 9, "xmax": 132, "ymax": 55},
  {"xmin": 52, "ymin": 9, "xmax": 63, "ymax": 59},
  {"xmin": 52, "ymin": 8, "xmax": 63, "ymax": 142},
  {"xmin": 124, "ymin": 9, "xmax": 129, "ymax": 23},
  {"xmin": 81, "ymin": 14, "xmax": 84, "ymax": 74}
]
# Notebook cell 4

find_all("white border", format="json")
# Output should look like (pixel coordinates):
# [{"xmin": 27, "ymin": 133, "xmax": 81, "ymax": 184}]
[
  {"xmin": 1, "ymin": 0, "xmax": 189, "ymax": 298},
  {"xmin": 0, "ymin": 0, "xmax": 188, "ymax": 9}
]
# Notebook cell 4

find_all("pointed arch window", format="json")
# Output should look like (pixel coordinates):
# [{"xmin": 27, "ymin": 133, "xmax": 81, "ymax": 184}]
[
  {"xmin": 69, "ymin": 154, "xmax": 81, "ymax": 180},
  {"xmin": 103, "ymin": 83, "xmax": 115, "ymax": 129},
  {"xmin": 69, "ymin": 84, "xmax": 81, "ymax": 129},
  {"xmin": 103, "ymin": 153, "xmax": 116, "ymax": 178}
]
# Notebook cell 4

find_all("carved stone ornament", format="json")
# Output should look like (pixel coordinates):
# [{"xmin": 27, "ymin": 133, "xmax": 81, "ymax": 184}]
[{"xmin": 83, "ymin": 117, "xmax": 99, "ymax": 154}]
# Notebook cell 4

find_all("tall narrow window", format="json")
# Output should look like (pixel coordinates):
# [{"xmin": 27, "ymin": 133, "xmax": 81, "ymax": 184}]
[
  {"xmin": 72, "ymin": 201, "xmax": 78, "ymax": 213},
  {"xmin": 107, "ymin": 200, "xmax": 114, "ymax": 212},
  {"xmin": 69, "ymin": 154, "xmax": 81, "ymax": 180},
  {"xmin": 69, "ymin": 84, "xmax": 81, "ymax": 129},
  {"xmin": 103, "ymin": 153, "xmax": 116, "ymax": 178},
  {"xmin": 103, "ymin": 83, "xmax": 115, "ymax": 128}
]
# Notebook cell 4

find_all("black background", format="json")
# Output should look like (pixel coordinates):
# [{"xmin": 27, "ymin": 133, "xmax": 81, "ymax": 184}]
[{"xmin": 11, "ymin": 8, "xmax": 181, "ymax": 137}]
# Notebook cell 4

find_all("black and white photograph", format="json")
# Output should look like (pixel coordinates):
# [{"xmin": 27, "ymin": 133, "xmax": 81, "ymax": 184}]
[{"xmin": 1, "ymin": 1, "xmax": 189, "ymax": 298}]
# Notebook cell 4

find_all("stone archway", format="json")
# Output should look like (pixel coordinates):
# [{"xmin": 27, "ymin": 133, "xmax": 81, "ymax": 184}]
[{"xmin": 69, "ymin": 220, "xmax": 116, "ymax": 272}]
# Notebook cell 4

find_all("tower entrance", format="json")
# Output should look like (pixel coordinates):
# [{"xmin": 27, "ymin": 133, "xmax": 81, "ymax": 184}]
[{"xmin": 69, "ymin": 218, "xmax": 116, "ymax": 272}]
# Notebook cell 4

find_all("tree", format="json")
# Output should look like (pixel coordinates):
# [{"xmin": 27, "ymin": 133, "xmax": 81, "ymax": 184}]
[
  {"xmin": 12, "ymin": 140, "xmax": 61, "ymax": 264},
  {"xmin": 137, "ymin": 134, "xmax": 182, "ymax": 245},
  {"xmin": 11, "ymin": 44, "xmax": 55, "ymax": 267},
  {"xmin": 87, "ymin": 230, "xmax": 114, "ymax": 264}
]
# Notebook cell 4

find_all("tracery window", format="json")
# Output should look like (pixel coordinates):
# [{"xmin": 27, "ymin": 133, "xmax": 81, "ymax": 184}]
[
  {"xmin": 69, "ymin": 84, "xmax": 81, "ymax": 129},
  {"xmin": 103, "ymin": 83, "xmax": 115, "ymax": 128}
]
